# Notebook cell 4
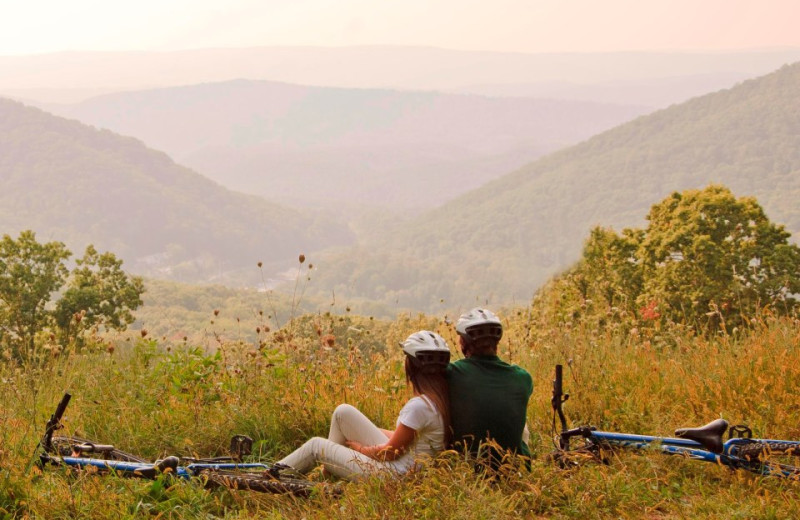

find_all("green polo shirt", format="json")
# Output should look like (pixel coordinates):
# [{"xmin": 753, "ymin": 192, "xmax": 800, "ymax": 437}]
[{"xmin": 446, "ymin": 355, "xmax": 533, "ymax": 458}]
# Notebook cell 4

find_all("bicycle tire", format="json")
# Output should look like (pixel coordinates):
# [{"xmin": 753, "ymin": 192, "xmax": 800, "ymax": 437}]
[
  {"xmin": 199, "ymin": 469, "xmax": 334, "ymax": 497},
  {"xmin": 50, "ymin": 435, "xmax": 147, "ymax": 463},
  {"xmin": 734, "ymin": 441, "xmax": 800, "ymax": 461}
]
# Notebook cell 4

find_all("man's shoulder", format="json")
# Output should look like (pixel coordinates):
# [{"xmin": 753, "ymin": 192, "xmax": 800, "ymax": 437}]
[
  {"xmin": 448, "ymin": 358, "xmax": 471, "ymax": 368},
  {"xmin": 499, "ymin": 361, "xmax": 533, "ymax": 387},
  {"xmin": 446, "ymin": 358, "xmax": 470, "ymax": 378},
  {"xmin": 448, "ymin": 357, "xmax": 531, "ymax": 379},
  {"xmin": 507, "ymin": 362, "xmax": 532, "ymax": 378},
  {"xmin": 480, "ymin": 355, "xmax": 531, "ymax": 376},
  {"xmin": 485, "ymin": 357, "xmax": 533, "ymax": 392}
]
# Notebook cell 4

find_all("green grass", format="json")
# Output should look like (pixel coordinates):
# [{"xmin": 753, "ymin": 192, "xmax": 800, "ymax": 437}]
[{"xmin": 2, "ymin": 311, "xmax": 800, "ymax": 519}]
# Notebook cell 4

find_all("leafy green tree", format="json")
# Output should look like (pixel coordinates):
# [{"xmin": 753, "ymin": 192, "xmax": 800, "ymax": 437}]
[
  {"xmin": 639, "ymin": 185, "xmax": 800, "ymax": 330},
  {"xmin": 541, "ymin": 185, "xmax": 800, "ymax": 334},
  {"xmin": 574, "ymin": 226, "xmax": 644, "ymax": 310},
  {"xmin": 0, "ymin": 231, "xmax": 145, "ymax": 361},
  {"xmin": 535, "ymin": 227, "xmax": 644, "ymax": 332},
  {"xmin": 0, "ymin": 231, "xmax": 70, "ymax": 360},
  {"xmin": 55, "ymin": 245, "xmax": 145, "ymax": 344}
]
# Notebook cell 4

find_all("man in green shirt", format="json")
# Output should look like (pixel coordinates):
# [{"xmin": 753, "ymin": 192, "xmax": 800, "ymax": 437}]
[{"xmin": 447, "ymin": 308, "xmax": 533, "ymax": 466}]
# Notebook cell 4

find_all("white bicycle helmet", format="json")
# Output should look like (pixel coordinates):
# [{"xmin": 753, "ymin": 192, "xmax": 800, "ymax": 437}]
[
  {"xmin": 455, "ymin": 308, "xmax": 503, "ymax": 342},
  {"xmin": 401, "ymin": 330, "xmax": 451, "ymax": 368}
]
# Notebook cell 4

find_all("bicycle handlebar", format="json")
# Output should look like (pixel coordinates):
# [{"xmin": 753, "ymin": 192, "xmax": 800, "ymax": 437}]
[
  {"xmin": 42, "ymin": 392, "xmax": 71, "ymax": 453},
  {"xmin": 552, "ymin": 365, "xmax": 569, "ymax": 434}
]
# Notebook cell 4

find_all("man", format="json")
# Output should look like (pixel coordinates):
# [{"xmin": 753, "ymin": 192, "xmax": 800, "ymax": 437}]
[{"xmin": 447, "ymin": 308, "xmax": 532, "ymax": 465}]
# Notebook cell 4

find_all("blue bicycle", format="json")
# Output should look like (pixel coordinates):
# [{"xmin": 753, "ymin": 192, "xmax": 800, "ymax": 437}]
[
  {"xmin": 551, "ymin": 365, "xmax": 800, "ymax": 479},
  {"xmin": 36, "ymin": 393, "xmax": 334, "ymax": 496}
]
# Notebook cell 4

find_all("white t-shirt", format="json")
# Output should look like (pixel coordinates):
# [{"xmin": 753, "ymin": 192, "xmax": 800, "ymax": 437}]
[{"xmin": 391, "ymin": 395, "xmax": 445, "ymax": 472}]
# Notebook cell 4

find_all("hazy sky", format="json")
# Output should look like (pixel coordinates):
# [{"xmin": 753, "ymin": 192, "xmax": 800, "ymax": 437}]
[{"xmin": 2, "ymin": 0, "xmax": 799, "ymax": 56}]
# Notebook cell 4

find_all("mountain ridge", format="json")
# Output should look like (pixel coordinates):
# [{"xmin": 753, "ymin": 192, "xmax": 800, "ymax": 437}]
[
  {"xmin": 306, "ymin": 62, "xmax": 800, "ymax": 313},
  {"xmin": 0, "ymin": 97, "xmax": 352, "ymax": 282},
  {"xmin": 3, "ymin": 46, "xmax": 800, "ymax": 104},
  {"xmin": 46, "ymin": 79, "xmax": 648, "ymax": 212}
]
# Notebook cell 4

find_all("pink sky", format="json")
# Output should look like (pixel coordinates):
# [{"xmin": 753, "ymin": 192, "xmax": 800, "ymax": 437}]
[{"xmin": 2, "ymin": 0, "xmax": 799, "ymax": 55}]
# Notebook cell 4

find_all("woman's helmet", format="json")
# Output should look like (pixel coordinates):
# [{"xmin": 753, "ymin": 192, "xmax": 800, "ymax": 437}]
[
  {"xmin": 455, "ymin": 308, "xmax": 503, "ymax": 342},
  {"xmin": 402, "ymin": 330, "xmax": 451, "ymax": 368}
]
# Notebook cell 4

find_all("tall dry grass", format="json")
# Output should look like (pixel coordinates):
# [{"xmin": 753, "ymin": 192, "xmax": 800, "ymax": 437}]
[{"xmin": 2, "ymin": 310, "xmax": 800, "ymax": 519}]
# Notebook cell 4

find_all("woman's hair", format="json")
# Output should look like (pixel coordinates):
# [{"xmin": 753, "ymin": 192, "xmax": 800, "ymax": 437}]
[{"xmin": 405, "ymin": 357, "xmax": 452, "ymax": 447}]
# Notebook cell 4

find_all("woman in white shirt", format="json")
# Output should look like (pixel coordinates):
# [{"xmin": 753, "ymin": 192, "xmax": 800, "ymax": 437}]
[{"xmin": 276, "ymin": 331, "xmax": 452, "ymax": 480}]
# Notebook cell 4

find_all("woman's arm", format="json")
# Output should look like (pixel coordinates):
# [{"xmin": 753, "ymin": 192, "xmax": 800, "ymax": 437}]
[{"xmin": 345, "ymin": 423, "xmax": 416, "ymax": 461}]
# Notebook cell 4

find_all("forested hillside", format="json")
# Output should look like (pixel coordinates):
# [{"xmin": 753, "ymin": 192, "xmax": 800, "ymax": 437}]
[
  {"xmin": 47, "ymin": 80, "xmax": 646, "ymax": 212},
  {"xmin": 0, "ymin": 98, "xmax": 351, "ymax": 282},
  {"xmin": 308, "ymin": 62, "xmax": 800, "ymax": 313}
]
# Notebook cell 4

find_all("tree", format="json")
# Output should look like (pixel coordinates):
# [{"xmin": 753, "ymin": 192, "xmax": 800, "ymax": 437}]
[
  {"xmin": 545, "ymin": 185, "xmax": 800, "ymax": 334},
  {"xmin": 0, "ymin": 231, "xmax": 70, "ymax": 360},
  {"xmin": 0, "ymin": 231, "xmax": 145, "ymax": 361},
  {"xmin": 638, "ymin": 185, "xmax": 800, "ymax": 330},
  {"xmin": 55, "ymin": 245, "xmax": 145, "ymax": 344},
  {"xmin": 575, "ymin": 226, "xmax": 644, "ymax": 310}
]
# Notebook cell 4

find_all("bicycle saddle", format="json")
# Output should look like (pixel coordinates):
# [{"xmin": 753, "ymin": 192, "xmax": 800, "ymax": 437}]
[{"xmin": 674, "ymin": 419, "xmax": 729, "ymax": 454}]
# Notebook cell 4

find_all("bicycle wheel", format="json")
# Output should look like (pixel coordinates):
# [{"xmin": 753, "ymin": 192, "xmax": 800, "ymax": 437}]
[
  {"xmin": 734, "ymin": 441, "xmax": 800, "ymax": 461},
  {"xmin": 50, "ymin": 435, "xmax": 147, "ymax": 463},
  {"xmin": 199, "ymin": 469, "xmax": 337, "ymax": 497}
]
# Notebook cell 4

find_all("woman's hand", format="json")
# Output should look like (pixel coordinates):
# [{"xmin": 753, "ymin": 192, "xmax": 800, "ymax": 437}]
[
  {"xmin": 344, "ymin": 424, "xmax": 417, "ymax": 461},
  {"xmin": 344, "ymin": 440, "xmax": 363, "ymax": 452},
  {"xmin": 345, "ymin": 440, "xmax": 384, "ymax": 459}
]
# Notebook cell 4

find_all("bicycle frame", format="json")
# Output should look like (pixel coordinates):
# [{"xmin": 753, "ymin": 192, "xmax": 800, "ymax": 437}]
[
  {"xmin": 552, "ymin": 365, "xmax": 800, "ymax": 479},
  {"xmin": 44, "ymin": 454, "xmax": 271, "ymax": 480},
  {"xmin": 37, "ymin": 393, "xmax": 267, "ymax": 477},
  {"xmin": 35, "ymin": 392, "xmax": 326, "ymax": 496}
]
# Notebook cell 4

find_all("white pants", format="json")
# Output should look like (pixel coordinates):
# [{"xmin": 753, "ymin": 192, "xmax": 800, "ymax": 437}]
[{"xmin": 278, "ymin": 404, "xmax": 395, "ymax": 480}]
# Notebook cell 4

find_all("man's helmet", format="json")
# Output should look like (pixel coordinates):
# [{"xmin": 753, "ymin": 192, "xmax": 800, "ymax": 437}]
[
  {"xmin": 456, "ymin": 308, "xmax": 503, "ymax": 342},
  {"xmin": 402, "ymin": 330, "xmax": 451, "ymax": 368}
]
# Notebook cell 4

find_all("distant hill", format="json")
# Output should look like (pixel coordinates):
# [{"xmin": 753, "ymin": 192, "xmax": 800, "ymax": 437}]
[
  {"xmin": 453, "ymin": 71, "xmax": 753, "ymax": 109},
  {"xmin": 307, "ymin": 62, "xmax": 800, "ymax": 314},
  {"xmin": 0, "ymin": 98, "xmax": 352, "ymax": 282},
  {"xmin": 2, "ymin": 46, "xmax": 800, "ymax": 105},
  {"xmin": 45, "ymin": 80, "xmax": 646, "ymax": 212}
]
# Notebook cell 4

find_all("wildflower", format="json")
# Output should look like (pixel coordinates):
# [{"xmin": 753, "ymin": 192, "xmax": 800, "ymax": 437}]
[{"xmin": 640, "ymin": 300, "xmax": 661, "ymax": 321}]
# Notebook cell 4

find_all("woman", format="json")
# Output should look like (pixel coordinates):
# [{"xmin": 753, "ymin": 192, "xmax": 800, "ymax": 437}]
[{"xmin": 276, "ymin": 330, "xmax": 452, "ymax": 480}]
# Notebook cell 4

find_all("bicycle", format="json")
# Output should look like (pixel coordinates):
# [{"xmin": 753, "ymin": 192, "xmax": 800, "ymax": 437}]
[
  {"xmin": 35, "ymin": 392, "xmax": 338, "ymax": 496},
  {"xmin": 550, "ymin": 364, "xmax": 800, "ymax": 479}
]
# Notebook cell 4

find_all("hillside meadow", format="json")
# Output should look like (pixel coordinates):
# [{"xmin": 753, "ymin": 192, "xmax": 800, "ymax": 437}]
[{"xmin": 2, "ymin": 307, "xmax": 800, "ymax": 519}]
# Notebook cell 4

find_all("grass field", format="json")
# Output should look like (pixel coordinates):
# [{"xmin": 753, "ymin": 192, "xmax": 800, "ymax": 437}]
[{"xmin": 2, "ymin": 310, "xmax": 799, "ymax": 519}]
